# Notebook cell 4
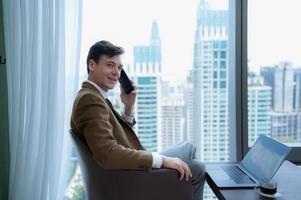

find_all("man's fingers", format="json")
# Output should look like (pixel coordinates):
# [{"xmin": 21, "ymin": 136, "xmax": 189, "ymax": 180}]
[
  {"xmin": 133, "ymin": 84, "xmax": 137, "ymax": 90},
  {"xmin": 132, "ymin": 85, "xmax": 137, "ymax": 93},
  {"xmin": 181, "ymin": 161, "xmax": 192, "ymax": 181},
  {"xmin": 130, "ymin": 80, "xmax": 137, "ymax": 89},
  {"xmin": 186, "ymin": 164, "xmax": 192, "ymax": 178},
  {"xmin": 186, "ymin": 166, "xmax": 191, "ymax": 181},
  {"xmin": 183, "ymin": 167, "xmax": 189, "ymax": 181},
  {"xmin": 162, "ymin": 156, "xmax": 192, "ymax": 182},
  {"xmin": 178, "ymin": 166, "xmax": 185, "ymax": 181},
  {"xmin": 175, "ymin": 159, "xmax": 188, "ymax": 181},
  {"xmin": 184, "ymin": 166, "xmax": 189, "ymax": 181}
]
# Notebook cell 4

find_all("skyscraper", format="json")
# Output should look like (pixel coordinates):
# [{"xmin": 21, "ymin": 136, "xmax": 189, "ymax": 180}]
[
  {"xmin": 247, "ymin": 72, "xmax": 272, "ymax": 145},
  {"xmin": 192, "ymin": 0, "xmax": 229, "ymax": 161},
  {"xmin": 183, "ymin": 70, "xmax": 194, "ymax": 144},
  {"xmin": 261, "ymin": 63, "xmax": 294, "ymax": 112},
  {"xmin": 294, "ymin": 68, "xmax": 301, "ymax": 111},
  {"xmin": 161, "ymin": 97, "xmax": 185, "ymax": 150},
  {"xmin": 261, "ymin": 63, "xmax": 300, "ymax": 142},
  {"xmin": 294, "ymin": 69, "xmax": 301, "ymax": 143},
  {"xmin": 260, "ymin": 66, "xmax": 276, "ymax": 109},
  {"xmin": 131, "ymin": 20, "xmax": 162, "ymax": 152}
]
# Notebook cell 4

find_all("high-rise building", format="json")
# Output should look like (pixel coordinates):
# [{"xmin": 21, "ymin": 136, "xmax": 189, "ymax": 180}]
[
  {"xmin": 261, "ymin": 63, "xmax": 294, "ymax": 112},
  {"xmin": 183, "ymin": 70, "xmax": 194, "ymax": 143},
  {"xmin": 192, "ymin": 0, "xmax": 229, "ymax": 161},
  {"xmin": 294, "ymin": 68, "xmax": 301, "ymax": 143},
  {"xmin": 130, "ymin": 20, "xmax": 162, "ymax": 152},
  {"xmin": 294, "ymin": 68, "xmax": 301, "ymax": 111},
  {"xmin": 160, "ymin": 79, "xmax": 193, "ymax": 150},
  {"xmin": 260, "ymin": 63, "xmax": 300, "ymax": 143},
  {"xmin": 161, "ymin": 97, "xmax": 185, "ymax": 150},
  {"xmin": 270, "ymin": 112, "xmax": 300, "ymax": 142},
  {"xmin": 247, "ymin": 72, "xmax": 272, "ymax": 145}
]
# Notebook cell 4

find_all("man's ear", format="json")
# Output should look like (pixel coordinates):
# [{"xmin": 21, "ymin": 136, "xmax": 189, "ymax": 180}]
[{"xmin": 88, "ymin": 59, "xmax": 96, "ymax": 72}]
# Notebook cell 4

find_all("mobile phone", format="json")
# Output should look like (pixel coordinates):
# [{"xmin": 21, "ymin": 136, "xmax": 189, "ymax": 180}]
[{"xmin": 119, "ymin": 69, "xmax": 134, "ymax": 94}]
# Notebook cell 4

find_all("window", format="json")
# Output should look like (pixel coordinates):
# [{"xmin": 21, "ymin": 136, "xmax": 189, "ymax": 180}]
[
  {"xmin": 220, "ymin": 51, "xmax": 226, "ymax": 59},
  {"xmin": 246, "ymin": 0, "xmax": 301, "ymax": 162},
  {"xmin": 68, "ymin": 0, "xmax": 232, "ymax": 199}
]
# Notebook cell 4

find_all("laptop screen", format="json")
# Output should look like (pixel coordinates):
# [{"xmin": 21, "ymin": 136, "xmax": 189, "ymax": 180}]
[{"xmin": 241, "ymin": 135, "xmax": 292, "ymax": 182}]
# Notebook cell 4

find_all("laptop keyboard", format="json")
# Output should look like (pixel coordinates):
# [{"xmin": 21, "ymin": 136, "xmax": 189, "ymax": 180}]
[{"xmin": 222, "ymin": 165, "xmax": 255, "ymax": 184}]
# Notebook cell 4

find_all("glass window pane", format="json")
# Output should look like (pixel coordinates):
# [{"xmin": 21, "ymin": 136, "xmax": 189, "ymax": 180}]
[
  {"xmin": 67, "ymin": 0, "xmax": 231, "ymax": 199},
  {"xmin": 248, "ymin": 0, "xmax": 301, "ymax": 147}
]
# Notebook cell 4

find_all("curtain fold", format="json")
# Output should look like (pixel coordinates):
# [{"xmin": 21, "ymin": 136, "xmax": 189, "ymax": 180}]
[
  {"xmin": 0, "ymin": 0, "xmax": 10, "ymax": 199},
  {"xmin": 3, "ymin": 0, "xmax": 82, "ymax": 199}
]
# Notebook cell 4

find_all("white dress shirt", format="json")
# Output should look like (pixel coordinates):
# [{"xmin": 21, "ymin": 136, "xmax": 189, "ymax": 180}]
[{"xmin": 84, "ymin": 80, "xmax": 163, "ymax": 168}]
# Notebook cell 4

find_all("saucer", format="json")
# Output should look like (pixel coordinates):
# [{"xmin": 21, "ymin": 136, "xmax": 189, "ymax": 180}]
[{"xmin": 255, "ymin": 187, "xmax": 281, "ymax": 199}]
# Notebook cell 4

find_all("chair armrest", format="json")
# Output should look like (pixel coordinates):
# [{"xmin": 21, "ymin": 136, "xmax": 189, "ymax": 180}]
[{"xmin": 112, "ymin": 168, "xmax": 193, "ymax": 200}]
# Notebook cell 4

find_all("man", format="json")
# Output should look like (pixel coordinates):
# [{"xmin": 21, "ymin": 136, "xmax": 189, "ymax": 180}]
[{"xmin": 70, "ymin": 40, "xmax": 206, "ymax": 200}]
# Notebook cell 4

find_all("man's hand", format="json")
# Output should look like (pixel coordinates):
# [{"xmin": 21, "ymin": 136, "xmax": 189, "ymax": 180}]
[
  {"xmin": 120, "ymin": 80, "xmax": 137, "ymax": 116},
  {"xmin": 162, "ymin": 156, "xmax": 192, "ymax": 181}
]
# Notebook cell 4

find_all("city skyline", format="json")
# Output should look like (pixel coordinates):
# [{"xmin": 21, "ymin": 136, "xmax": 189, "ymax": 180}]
[
  {"xmin": 80, "ymin": 0, "xmax": 301, "ymax": 83},
  {"xmin": 79, "ymin": 0, "xmax": 228, "ymax": 83},
  {"xmin": 69, "ymin": 0, "xmax": 301, "ymax": 199},
  {"xmin": 78, "ymin": 0, "xmax": 301, "ymax": 162}
]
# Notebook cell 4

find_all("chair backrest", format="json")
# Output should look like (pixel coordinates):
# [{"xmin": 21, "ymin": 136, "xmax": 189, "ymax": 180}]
[{"xmin": 69, "ymin": 130, "xmax": 113, "ymax": 200}]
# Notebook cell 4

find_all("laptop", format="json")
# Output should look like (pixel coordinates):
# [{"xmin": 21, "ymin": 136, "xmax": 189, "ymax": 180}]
[{"xmin": 206, "ymin": 135, "xmax": 292, "ymax": 188}]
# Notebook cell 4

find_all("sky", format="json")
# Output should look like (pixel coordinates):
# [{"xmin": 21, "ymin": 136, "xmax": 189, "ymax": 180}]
[
  {"xmin": 79, "ymin": 0, "xmax": 301, "ymax": 82},
  {"xmin": 79, "ymin": 0, "xmax": 227, "ymax": 83},
  {"xmin": 248, "ymin": 0, "xmax": 301, "ymax": 72}
]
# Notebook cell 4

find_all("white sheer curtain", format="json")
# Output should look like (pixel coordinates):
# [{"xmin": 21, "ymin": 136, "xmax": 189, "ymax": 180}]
[{"xmin": 3, "ymin": 0, "xmax": 82, "ymax": 199}]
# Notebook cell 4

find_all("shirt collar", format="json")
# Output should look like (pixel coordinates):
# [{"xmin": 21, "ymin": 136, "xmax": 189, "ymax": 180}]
[{"xmin": 84, "ymin": 80, "xmax": 108, "ymax": 99}]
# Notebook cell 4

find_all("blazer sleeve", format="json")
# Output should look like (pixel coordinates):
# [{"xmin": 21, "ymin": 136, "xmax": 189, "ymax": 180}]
[{"xmin": 72, "ymin": 93, "xmax": 153, "ymax": 171}]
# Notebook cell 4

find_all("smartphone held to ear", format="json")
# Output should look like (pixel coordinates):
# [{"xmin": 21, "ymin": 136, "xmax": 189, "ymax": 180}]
[{"xmin": 119, "ymin": 69, "xmax": 134, "ymax": 94}]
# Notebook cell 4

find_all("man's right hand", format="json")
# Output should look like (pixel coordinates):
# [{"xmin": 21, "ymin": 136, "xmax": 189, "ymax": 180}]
[{"xmin": 162, "ymin": 156, "xmax": 192, "ymax": 181}]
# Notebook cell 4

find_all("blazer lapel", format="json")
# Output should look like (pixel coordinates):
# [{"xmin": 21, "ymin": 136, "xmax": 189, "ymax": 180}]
[
  {"xmin": 105, "ymin": 98, "xmax": 135, "ymax": 132},
  {"xmin": 82, "ymin": 81, "xmax": 143, "ymax": 148}
]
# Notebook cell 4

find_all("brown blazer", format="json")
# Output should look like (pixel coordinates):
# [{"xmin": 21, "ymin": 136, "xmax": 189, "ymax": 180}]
[{"xmin": 70, "ymin": 82, "xmax": 152, "ymax": 170}]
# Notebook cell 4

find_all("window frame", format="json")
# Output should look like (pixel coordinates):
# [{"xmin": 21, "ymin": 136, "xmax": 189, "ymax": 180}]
[
  {"xmin": 229, "ymin": 0, "xmax": 245, "ymax": 162},
  {"xmin": 240, "ymin": 0, "xmax": 301, "ymax": 163}
]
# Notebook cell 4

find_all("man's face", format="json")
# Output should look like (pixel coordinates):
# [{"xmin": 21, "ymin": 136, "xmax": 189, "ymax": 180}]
[{"xmin": 88, "ymin": 55, "xmax": 123, "ymax": 91}]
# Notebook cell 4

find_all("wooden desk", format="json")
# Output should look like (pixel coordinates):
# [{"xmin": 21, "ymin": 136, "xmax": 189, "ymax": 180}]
[{"xmin": 205, "ymin": 161, "xmax": 301, "ymax": 200}]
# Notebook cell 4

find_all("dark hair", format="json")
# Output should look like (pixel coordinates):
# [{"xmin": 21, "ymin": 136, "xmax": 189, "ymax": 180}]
[{"xmin": 86, "ymin": 40, "xmax": 124, "ymax": 73}]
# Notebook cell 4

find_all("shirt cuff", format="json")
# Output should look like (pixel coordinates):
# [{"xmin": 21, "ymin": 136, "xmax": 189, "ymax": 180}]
[
  {"xmin": 122, "ymin": 111, "xmax": 135, "ymax": 124},
  {"xmin": 151, "ymin": 152, "xmax": 163, "ymax": 168}
]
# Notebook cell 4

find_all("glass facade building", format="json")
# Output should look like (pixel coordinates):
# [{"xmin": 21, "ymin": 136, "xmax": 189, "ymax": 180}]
[
  {"xmin": 192, "ymin": 0, "xmax": 229, "ymax": 161},
  {"xmin": 247, "ymin": 73, "xmax": 272, "ymax": 145},
  {"xmin": 131, "ymin": 20, "xmax": 162, "ymax": 152}
]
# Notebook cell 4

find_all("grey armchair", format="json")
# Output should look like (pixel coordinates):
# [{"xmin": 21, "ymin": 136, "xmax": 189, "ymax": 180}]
[{"xmin": 69, "ymin": 130, "xmax": 193, "ymax": 200}]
